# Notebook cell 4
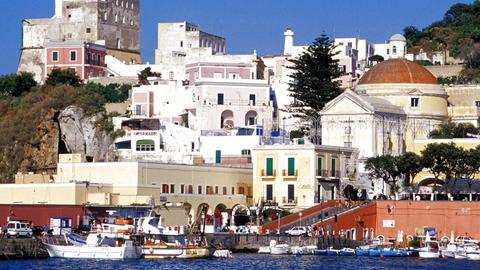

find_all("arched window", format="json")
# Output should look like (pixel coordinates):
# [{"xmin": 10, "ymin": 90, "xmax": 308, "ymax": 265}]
[{"xmin": 392, "ymin": 45, "xmax": 397, "ymax": 55}]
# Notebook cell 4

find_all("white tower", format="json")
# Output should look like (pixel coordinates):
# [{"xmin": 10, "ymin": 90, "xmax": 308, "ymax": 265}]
[
  {"xmin": 54, "ymin": 0, "xmax": 63, "ymax": 19},
  {"xmin": 388, "ymin": 33, "xmax": 406, "ymax": 59},
  {"xmin": 283, "ymin": 28, "xmax": 294, "ymax": 56}
]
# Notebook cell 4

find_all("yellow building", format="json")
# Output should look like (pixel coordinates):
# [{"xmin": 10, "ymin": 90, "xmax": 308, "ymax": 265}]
[
  {"xmin": 2, "ymin": 154, "xmax": 253, "ymax": 224},
  {"xmin": 413, "ymin": 138, "xmax": 480, "ymax": 187},
  {"xmin": 252, "ymin": 139, "xmax": 359, "ymax": 210}
]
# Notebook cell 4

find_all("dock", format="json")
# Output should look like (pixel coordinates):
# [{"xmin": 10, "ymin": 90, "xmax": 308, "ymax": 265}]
[{"xmin": 0, "ymin": 238, "xmax": 49, "ymax": 260}]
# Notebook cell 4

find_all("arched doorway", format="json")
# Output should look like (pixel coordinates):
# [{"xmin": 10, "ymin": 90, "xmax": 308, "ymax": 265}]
[
  {"xmin": 245, "ymin": 110, "xmax": 258, "ymax": 126},
  {"xmin": 214, "ymin": 204, "xmax": 228, "ymax": 231},
  {"xmin": 220, "ymin": 110, "xmax": 234, "ymax": 129},
  {"xmin": 231, "ymin": 204, "xmax": 251, "ymax": 226}
]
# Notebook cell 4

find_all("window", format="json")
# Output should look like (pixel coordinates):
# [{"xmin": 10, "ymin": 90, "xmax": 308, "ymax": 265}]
[
  {"xmin": 229, "ymin": 73, "xmax": 238, "ymax": 79},
  {"xmin": 266, "ymin": 157, "xmax": 274, "ymax": 176},
  {"xmin": 215, "ymin": 186, "xmax": 219, "ymax": 194},
  {"xmin": 287, "ymin": 157, "xmax": 295, "ymax": 176},
  {"xmin": 411, "ymin": 97, "xmax": 419, "ymax": 108},
  {"xmin": 392, "ymin": 46, "xmax": 397, "ymax": 54},
  {"xmin": 97, "ymin": 55, "xmax": 101, "ymax": 66},
  {"xmin": 217, "ymin": 93, "xmax": 224, "ymax": 105},
  {"xmin": 387, "ymin": 49, "xmax": 390, "ymax": 54},
  {"xmin": 194, "ymin": 71, "xmax": 199, "ymax": 79},
  {"xmin": 162, "ymin": 184, "xmax": 169, "ymax": 194},
  {"xmin": 181, "ymin": 184, "xmax": 185, "ymax": 194},
  {"xmin": 104, "ymin": 12, "xmax": 108, "ymax": 21},
  {"xmin": 266, "ymin": 184, "xmax": 273, "ymax": 201},
  {"xmin": 136, "ymin": 139, "xmax": 155, "ymax": 151},
  {"xmin": 231, "ymin": 187, "xmax": 235, "ymax": 195},
  {"xmin": 223, "ymin": 186, "xmax": 227, "ymax": 195},
  {"xmin": 87, "ymin": 52, "xmax": 91, "ymax": 64},
  {"xmin": 249, "ymin": 94, "xmax": 256, "ymax": 106},
  {"xmin": 198, "ymin": 185, "xmax": 202, "ymax": 194},
  {"xmin": 475, "ymin": 101, "xmax": 480, "ymax": 107},
  {"xmin": 68, "ymin": 50, "xmax": 75, "ymax": 61},
  {"xmin": 317, "ymin": 157, "xmax": 322, "ymax": 176},
  {"xmin": 169, "ymin": 71, "xmax": 174, "ymax": 80},
  {"xmin": 287, "ymin": 184, "xmax": 295, "ymax": 202},
  {"xmin": 213, "ymin": 72, "xmax": 223, "ymax": 79},
  {"xmin": 241, "ymin": 149, "xmax": 251, "ymax": 155},
  {"xmin": 86, "ymin": 28, "xmax": 91, "ymax": 33},
  {"xmin": 331, "ymin": 158, "xmax": 337, "ymax": 177},
  {"xmin": 170, "ymin": 184, "xmax": 175, "ymax": 194},
  {"xmin": 188, "ymin": 185, "xmax": 193, "ymax": 194},
  {"xmin": 52, "ymin": 51, "xmax": 59, "ymax": 62},
  {"xmin": 180, "ymin": 41, "xmax": 183, "ymax": 47},
  {"xmin": 347, "ymin": 42, "xmax": 352, "ymax": 47}
]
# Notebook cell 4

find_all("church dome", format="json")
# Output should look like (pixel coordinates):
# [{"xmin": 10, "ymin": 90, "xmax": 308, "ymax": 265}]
[
  {"xmin": 358, "ymin": 59, "xmax": 437, "ymax": 85},
  {"xmin": 389, "ymin": 33, "xmax": 406, "ymax": 42}
]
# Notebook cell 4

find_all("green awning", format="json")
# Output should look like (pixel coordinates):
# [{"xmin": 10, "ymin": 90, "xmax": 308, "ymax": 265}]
[{"xmin": 136, "ymin": 139, "xmax": 155, "ymax": 145}]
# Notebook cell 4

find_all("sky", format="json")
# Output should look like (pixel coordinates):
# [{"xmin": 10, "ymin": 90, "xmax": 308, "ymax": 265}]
[{"xmin": 0, "ymin": 0, "xmax": 474, "ymax": 75}]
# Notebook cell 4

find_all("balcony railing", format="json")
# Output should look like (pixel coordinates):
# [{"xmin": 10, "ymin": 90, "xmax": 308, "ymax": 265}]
[
  {"xmin": 317, "ymin": 170, "xmax": 330, "ymax": 178},
  {"xmin": 282, "ymin": 169, "xmax": 298, "ymax": 178},
  {"xmin": 260, "ymin": 196, "xmax": 277, "ymax": 206},
  {"xmin": 261, "ymin": 169, "xmax": 276, "ymax": 178},
  {"xmin": 282, "ymin": 196, "xmax": 298, "ymax": 205}
]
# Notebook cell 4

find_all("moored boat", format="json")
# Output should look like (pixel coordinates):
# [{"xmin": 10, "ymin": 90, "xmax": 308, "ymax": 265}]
[
  {"xmin": 142, "ymin": 244, "xmax": 215, "ymax": 259},
  {"xmin": 44, "ymin": 233, "xmax": 142, "ymax": 259},
  {"xmin": 270, "ymin": 244, "xmax": 291, "ymax": 255}
]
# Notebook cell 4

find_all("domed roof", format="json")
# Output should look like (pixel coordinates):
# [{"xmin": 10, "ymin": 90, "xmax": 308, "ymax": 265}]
[
  {"xmin": 389, "ymin": 33, "xmax": 406, "ymax": 42},
  {"xmin": 358, "ymin": 59, "xmax": 437, "ymax": 85}
]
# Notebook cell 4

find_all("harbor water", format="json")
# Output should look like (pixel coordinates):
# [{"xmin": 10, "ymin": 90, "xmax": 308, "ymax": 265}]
[{"xmin": 1, "ymin": 254, "xmax": 479, "ymax": 270}]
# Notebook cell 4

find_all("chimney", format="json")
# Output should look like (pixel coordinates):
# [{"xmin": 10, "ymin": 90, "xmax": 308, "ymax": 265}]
[{"xmin": 283, "ymin": 28, "xmax": 294, "ymax": 56}]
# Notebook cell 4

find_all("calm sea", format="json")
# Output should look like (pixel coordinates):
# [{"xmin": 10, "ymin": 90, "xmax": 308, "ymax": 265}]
[{"xmin": 0, "ymin": 254, "xmax": 479, "ymax": 270}]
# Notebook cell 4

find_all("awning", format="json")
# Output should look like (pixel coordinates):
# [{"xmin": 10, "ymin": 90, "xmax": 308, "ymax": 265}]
[{"xmin": 136, "ymin": 139, "xmax": 154, "ymax": 145}]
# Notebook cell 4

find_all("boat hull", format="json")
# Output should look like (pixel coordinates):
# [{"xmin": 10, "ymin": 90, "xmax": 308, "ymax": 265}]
[
  {"xmin": 467, "ymin": 252, "xmax": 480, "ymax": 260},
  {"xmin": 313, "ymin": 249, "xmax": 327, "ymax": 255},
  {"xmin": 44, "ymin": 243, "xmax": 141, "ymax": 259},
  {"xmin": 142, "ymin": 246, "xmax": 215, "ymax": 259},
  {"xmin": 418, "ymin": 251, "xmax": 440, "ymax": 258}
]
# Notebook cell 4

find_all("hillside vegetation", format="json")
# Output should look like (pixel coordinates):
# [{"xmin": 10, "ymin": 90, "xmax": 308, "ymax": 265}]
[{"xmin": 0, "ymin": 70, "xmax": 130, "ymax": 183}]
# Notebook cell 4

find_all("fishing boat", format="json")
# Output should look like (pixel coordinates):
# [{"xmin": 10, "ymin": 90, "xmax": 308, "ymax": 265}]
[
  {"xmin": 455, "ymin": 243, "xmax": 480, "ymax": 260},
  {"xmin": 213, "ymin": 249, "xmax": 233, "ymax": 258},
  {"xmin": 44, "ymin": 233, "xmax": 142, "ymax": 259},
  {"xmin": 142, "ymin": 241, "xmax": 215, "ymax": 259}
]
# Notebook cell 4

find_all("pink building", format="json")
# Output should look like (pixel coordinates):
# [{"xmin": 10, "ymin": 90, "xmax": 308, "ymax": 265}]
[
  {"xmin": 185, "ymin": 61, "xmax": 254, "ymax": 84},
  {"xmin": 45, "ymin": 40, "xmax": 106, "ymax": 80}
]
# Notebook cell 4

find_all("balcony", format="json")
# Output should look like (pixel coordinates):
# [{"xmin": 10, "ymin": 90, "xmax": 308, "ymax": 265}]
[
  {"xmin": 260, "ymin": 169, "xmax": 276, "ymax": 179},
  {"xmin": 282, "ymin": 196, "xmax": 297, "ymax": 205},
  {"xmin": 316, "ymin": 170, "xmax": 330, "ymax": 178},
  {"xmin": 260, "ymin": 196, "xmax": 277, "ymax": 206},
  {"xmin": 282, "ymin": 169, "xmax": 298, "ymax": 180}
]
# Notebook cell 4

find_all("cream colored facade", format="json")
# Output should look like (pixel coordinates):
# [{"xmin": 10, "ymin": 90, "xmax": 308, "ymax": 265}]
[
  {"xmin": 252, "ymin": 140, "xmax": 358, "ymax": 209},
  {"xmin": 413, "ymin": 138, "xmax": 480, "ymax": 186},
  {"xmin": 3, "ymin": 155, "xmax": 253, "ymax": 220}
]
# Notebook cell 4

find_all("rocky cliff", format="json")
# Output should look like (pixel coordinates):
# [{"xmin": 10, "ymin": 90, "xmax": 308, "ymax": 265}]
[{"xmin": 19, "ymin": 105, "xmax": 114, "ymax": 175}]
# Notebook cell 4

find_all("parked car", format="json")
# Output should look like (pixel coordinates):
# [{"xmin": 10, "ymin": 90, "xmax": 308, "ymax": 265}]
[
  {"xmin": 285, "ymin": 226, "xmax": 309, "ymax": 236},
  {"xmin": 6, "ymin": 221, "xmax": 32, "ymax": 238},
  {"xmin": 31, "ymin": 226, "xmax": 44, "ymax": 236}
]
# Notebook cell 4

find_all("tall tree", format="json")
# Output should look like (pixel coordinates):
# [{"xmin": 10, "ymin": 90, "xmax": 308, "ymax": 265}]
[
  {"xmin": 429, "ymin": 121, "xmax": 479, "ymax": 139},
  {"xmin": 0, "ymin": 72, "xmax": 37, "ymax": 97},
  {"xmin": 396, "ymin": 152, "xmax": 423, "ymax": 187},
  {"xmin": 421, "ymin": 143, "xmax": 461, "ymax": 193},
  {"xmin": 365, "ymin": 155, "xmax": 400, "ymax": 195},
  {"xmin": 287, "ymin": 34, "xmax": 342, "ymax": 118}
]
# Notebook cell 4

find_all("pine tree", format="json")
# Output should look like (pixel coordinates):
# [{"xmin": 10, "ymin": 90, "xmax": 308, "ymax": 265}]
[{"xmin": 287, "ymin": 34, "xmax": 342, "ymax": 118}]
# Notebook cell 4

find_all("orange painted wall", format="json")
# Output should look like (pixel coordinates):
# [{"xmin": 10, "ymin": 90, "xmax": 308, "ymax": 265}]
[{"xmin": 314, "ymin": 201, "xmax": 480, "ymax": 241}]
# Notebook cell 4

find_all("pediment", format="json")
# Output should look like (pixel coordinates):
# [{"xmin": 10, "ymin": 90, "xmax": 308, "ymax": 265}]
[{"xmin": 321, "ymin": 91, "xmax": 373, "ymax": 115}]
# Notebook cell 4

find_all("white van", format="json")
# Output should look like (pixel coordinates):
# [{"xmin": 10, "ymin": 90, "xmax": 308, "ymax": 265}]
[{"xmin": 6, "ymin": 221, "xmax": 32, "ymax": 238}]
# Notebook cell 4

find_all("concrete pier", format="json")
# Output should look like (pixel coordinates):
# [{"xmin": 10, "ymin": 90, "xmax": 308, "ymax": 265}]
[{"xmin": 0, "ymin": 238, "xmax": 48, "ymax": 260}]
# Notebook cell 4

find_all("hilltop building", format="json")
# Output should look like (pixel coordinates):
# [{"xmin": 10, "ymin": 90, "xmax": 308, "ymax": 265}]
[{"xmin": 18, "ymin": 0, "xmax": 141, "ymax": 82}]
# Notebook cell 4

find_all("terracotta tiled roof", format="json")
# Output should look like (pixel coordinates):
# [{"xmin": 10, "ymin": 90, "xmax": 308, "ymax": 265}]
[{"xmin": 358, "ymin": 58, "xmax": 437, "ymax": 85}]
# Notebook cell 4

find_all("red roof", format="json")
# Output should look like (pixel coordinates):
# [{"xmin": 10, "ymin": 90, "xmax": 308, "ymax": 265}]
[{"xmin": 358, "ymin": 59, "xmax": 437, "ymax": 85}]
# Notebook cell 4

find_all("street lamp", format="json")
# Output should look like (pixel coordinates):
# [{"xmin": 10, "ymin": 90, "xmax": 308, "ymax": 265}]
[{"xmin": 299, "ymin": 212, "xmax": 303, "ymax": 227}]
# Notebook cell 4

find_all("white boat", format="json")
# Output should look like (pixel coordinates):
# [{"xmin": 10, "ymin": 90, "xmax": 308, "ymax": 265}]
[
  {"xmin": 455, "ymin": 243, "xmax": 480, "ymax": 260},
  {"xmin": 271, "ymin": 244, "xmax": 290, "ymax": 255},
  {"xmin": 257, "ymin": 246, "xmax": 271, "ymax": 254},
  {"xmin": 44, "ymin": 233, "xmax": 142, "ymax": 259},
  {"xmin": 213, "ymin": 249, "xmax": 233, "ymax": 258},
  {"xmin": 418, "ymin": 233, "xmax": 440, "ymax": 258},
  {"xmin": 442, "ymin": 243, "xmax": 459, "ymax": 258}
]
